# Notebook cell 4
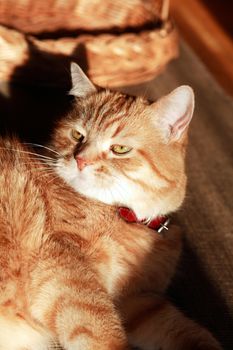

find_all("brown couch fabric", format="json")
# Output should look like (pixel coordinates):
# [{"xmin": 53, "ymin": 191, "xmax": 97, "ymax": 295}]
[{"xmin": 0, "ymin": 41, "xmax": 232, "ymax": 349}]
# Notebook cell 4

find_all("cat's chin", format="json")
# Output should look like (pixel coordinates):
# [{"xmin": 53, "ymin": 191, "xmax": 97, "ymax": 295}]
[
  {"xmin": 56, "ymin": 161, "xmax": 181, "ymax": 221},
  {"xmin": 69, "ymin": 179, "xmax": 173, "ymax": 221},
  {"xmin": 71, "ymin": 184, "xmax": 164, "ymax": 220}
]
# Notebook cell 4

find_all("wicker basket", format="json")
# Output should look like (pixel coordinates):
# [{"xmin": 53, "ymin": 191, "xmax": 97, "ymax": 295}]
[
  {"xmin": 0, "ymin": 0, "xmax": 164, "ymax": 33},
  {"xmin": 0, "ymin": 0, "xmax": 178, "ymax": 88}
]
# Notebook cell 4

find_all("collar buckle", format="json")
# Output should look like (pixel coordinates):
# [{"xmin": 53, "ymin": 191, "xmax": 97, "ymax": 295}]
[
  {"xmin": 157, "ymin": 217, "xmax": 170, "ymax": 233},
  {"xmin": 118, "ymin": 207, "xmax": 170, "ymax": 233}
]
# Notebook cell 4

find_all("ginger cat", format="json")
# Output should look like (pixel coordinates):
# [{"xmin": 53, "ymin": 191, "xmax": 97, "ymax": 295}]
[{"xmin": 0, "ymin": 64, "xmax": 222, "ymax": 350}]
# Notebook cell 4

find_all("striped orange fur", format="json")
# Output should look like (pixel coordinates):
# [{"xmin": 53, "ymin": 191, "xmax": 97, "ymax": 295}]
[{"xmin": 0, "ymin": 65, "xmax": 222, "ymax": 349}]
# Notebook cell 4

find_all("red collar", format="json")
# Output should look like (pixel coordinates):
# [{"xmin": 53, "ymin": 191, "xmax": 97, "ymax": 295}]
[{"xmin": 118, "ymin": 207, "xmax": 170, "ymax": 233}]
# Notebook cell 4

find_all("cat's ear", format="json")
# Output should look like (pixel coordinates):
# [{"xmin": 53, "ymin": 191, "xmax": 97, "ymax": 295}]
[
  {"xmin": 69, "ymin": 62, "xmax": 97, "ymax": 97},
  {"xmin": 150, "ymin": 85, "xmax": 194, "ymax": 142}
]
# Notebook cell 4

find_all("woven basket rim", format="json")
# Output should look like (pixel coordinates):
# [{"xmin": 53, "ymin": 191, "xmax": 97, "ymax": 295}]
[{"xmin": 0, "ymin": 19, "xmax": 179, "ymax": 87}]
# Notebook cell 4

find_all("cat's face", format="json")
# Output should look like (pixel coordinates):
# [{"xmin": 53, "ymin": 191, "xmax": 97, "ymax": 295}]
[{"xmin": 51, "ymin": 64, "xmax": 194, "ymax": 220}]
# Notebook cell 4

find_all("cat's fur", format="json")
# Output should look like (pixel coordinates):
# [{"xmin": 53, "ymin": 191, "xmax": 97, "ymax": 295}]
[{"xmin": 0, "ymin": 64, "xmax": 221, "ymax": 350}]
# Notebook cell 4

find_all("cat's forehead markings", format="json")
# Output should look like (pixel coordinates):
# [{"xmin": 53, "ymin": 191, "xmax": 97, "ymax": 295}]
[
  {"xmin": 111, "ymin": 124, "xmax": 125, "ymax": 139},
  {"xmin": 103, "ymin": 115, "xmax": 125, "ymax": 131}
]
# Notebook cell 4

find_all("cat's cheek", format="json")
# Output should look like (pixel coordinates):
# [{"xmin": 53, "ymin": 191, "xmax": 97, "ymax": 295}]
[
  {"xmin": 66, "ymin": 167, "xmax": 101, "ymax": 197},
  {"xmin": 55, "ymin": 159, "xmax": 80, "ymax": 185}
]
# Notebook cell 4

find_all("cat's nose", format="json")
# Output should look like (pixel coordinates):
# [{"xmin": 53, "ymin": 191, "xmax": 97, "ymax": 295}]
[{"xmin": 75, "ymin": 156, "xmax": 93, "ymax": 171}]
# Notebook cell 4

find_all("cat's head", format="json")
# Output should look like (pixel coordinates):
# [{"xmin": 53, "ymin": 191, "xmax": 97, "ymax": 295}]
[{"xmin": 51, "ymin": 63, "xmax": 194, "ymax": 220}]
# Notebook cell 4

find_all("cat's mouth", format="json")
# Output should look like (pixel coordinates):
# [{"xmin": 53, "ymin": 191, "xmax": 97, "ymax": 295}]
[{"xmin": 57, "ymin": 158, "xmax": 113, "ymax": 189}]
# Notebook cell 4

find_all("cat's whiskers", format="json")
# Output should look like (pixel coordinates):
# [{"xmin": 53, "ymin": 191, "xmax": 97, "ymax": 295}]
[
  {"xmin": 0, "ymin": 149, "xmax": 60, "ymax": 171},
  {"xmin": 46, "ymin": 173, "xmax": 61, "ymax": 185},
  {"xmin": 23, "ymin": 143, "xmax": 62, "ymax": 157},
  {"xmin": 15, "ymin": 162, "xmax": 56, "ymax": 173},
  {"xmin": 25, "ymin": 167, "xmax": 56, "ymax": 174},
  {"xmin": 14, "ymin": 159, "xmax": 58, "ymax": 169},
  {"xmin": 97, "ymin": 175, "xmax": 114, "ymax": 203},
  {"xmin": 22, "ymin": 161, "xmax": 57, "ymax": 168},
  {"xmin": 95, "ymin": 170, "xmax": 128, "ymax": 204},
  {"xmin": 28, "ymin": 168, "xmax": 60, "ymax": 182},
  {"xmin": 0, "ymin": 147, "xmax": 55, "ymax": 162},
  {"xmin": 107, "ymin": 183, "xmax": 124, "ymax": 203},
  {"xmin": 20, "ymin": 159, "xmax": 57, "ymax": 165},
  {"xmin": 108, "ymin": 173, "xmax": 129, "ymax": 201},
  {"xmin": 101, "ymin": 177, "xmax": 125, "ymax": 204}
]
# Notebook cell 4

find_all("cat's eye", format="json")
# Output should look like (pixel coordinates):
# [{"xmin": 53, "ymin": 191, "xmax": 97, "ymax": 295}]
[
  {"xmin": 71, "ymin": 129, "xmax": 84, "ymax": 143},
  {"xmin": 111, "ymin": 144, "xmax": 132, "ymax": 155}
]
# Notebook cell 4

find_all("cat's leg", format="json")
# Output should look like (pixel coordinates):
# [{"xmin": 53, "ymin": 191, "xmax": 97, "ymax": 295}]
[
  {"xmin": 0, "ymin": 314, "xmax": 51, "ymax": 350},
  {"xmin": 119, "ymin": 294, "xmax": 222, "ymax": 350},
  {"xmin": 147, "ymin": 224, "xmax": 182, "ymax": 293},
  {"xmin": 46, "ymin": 287, "xmax": 128, "ymax": 350},
  {"xmin": 127, "ymin": 224, "xmax": 183, "ymax": 294},
  {"xmin": 27, "ymin": 257, "xmax": 129, "ymax": 350}
]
